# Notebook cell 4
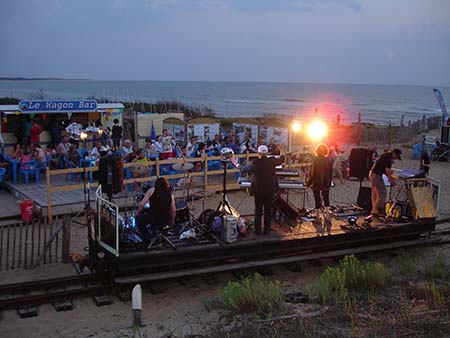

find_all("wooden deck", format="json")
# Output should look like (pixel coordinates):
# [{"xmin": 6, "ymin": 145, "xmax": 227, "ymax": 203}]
[{"xmin": 111, "ymin": 214, "xmax": 436, "ymax": 276}]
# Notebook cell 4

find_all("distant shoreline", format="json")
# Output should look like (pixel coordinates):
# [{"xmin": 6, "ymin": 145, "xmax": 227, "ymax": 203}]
[{"xmin": 0, "ymin": 77, "xmax": 91, "ymax": 81}]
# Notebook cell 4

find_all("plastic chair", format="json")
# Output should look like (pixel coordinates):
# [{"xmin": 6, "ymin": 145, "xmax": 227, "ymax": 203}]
[
  {"xmin": 0, "ymin": 167, "xmax": 5, "ymax": 189},
  {"xmin": 63, "ymin": 157, "xmax": 79, "ymax": 181},
  {"xmin": 412, "ymin": 143, "xmax": 423, "ymax": 159},
  {"xmin": 38, "ymin": 156, "xmax": 51, "ymax": 178},
  {"xmin": 20, "ymin": 160, "xmax": 38, "ymax": 184}
]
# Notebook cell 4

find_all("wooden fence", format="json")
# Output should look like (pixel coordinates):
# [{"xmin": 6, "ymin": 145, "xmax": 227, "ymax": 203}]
[
  {"xmin": 0, "ymin": 215, "xmax": 71, "ymax": 271},
  {"xmin": 360, "ymin": 116, "xmax": 441, "ymax": 145},
  {"xmin": 45, "ymin": 153, "xmax": 311, "ymax": 220},
  {"xmin": 45, "ymin": 153, "xmax": 257, "ymax": 220}
]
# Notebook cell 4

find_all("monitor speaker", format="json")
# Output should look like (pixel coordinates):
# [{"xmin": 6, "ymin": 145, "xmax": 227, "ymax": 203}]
[
  {"xmin": 357, "ymin": 186, "xmax": 372, "ymax": 211},
  {"xmin": 349, "ymin": 148, "xmax": 373, "ymax": 179},
  {"xmin": 98, "ymin": 155, "xmax": 123, "ymax": 195}
]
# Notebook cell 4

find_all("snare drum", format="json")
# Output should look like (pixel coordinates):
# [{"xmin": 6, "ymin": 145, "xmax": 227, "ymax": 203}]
[{"xmin": 175, "ymin": 200, "xmax": 190, "ymax": 224}]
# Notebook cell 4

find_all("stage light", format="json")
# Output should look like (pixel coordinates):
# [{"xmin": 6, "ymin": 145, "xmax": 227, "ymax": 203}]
[
  {"xmin": 80, "ymin": 131, "xmax": 88, "ymax": 141},
  {"xmin": 220, "ymin": 147, "xmax": 234, "ymax": 162},
  {"xmin": 307, "ymin": 120, "xmax": 327, "ymax": 141},
  {"xmin": 291, "ymin": 121, "xmax": 301, "ymax": 133}
]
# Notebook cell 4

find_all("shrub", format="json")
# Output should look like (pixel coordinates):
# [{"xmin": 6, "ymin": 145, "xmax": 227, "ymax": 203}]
[
  {"xmin": 217, "ymin": 273, "xmax": 286, "ymax": 318},
  {"xmin": 309, "ymin": 255, "xmax": 390, "ymax": 305}
]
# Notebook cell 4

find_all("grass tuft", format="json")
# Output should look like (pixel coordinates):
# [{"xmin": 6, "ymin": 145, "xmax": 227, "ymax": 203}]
[
  {"xmin": 217, "ymin": 273, "xmax": 286, "ymax": 318},
  {"xmin": 308, "ymin": 255, "xmax": 390, "ymax": 305}
]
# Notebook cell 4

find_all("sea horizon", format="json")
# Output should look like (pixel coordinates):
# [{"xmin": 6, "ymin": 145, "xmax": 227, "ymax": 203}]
[{"xmin": 0, "ymin": 80, "xmax": 448, "ymax": 125}]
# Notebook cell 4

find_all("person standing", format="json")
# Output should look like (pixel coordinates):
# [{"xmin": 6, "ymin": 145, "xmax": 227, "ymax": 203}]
[
  {"xmin": 65, "ymin": 119, "xmax": 82, "ymax": 146},
  {"xmin": 47, "ymin": 115, "xmax": 61, "ymax": 146},
  {"xmin": 111, "ymin": 119, "xmax": 122, "ymax": 148},
  {"xmin": 369, "ymin": 148, "xmax": 402, "ymax": 216},
  {"xmin": 420, "ymin": 148, "xmax": 431, "ymax": 176},
  {"xmin": 29, "ymin": 119, "xmax": 42, "ymax": 145},
  {"xmin": 307, "ymin": 144, "xmax": 333, "ymax": 225},
  {"xmin": 233, "ymin": 144, "xmax": 285, "ymax": 235}
]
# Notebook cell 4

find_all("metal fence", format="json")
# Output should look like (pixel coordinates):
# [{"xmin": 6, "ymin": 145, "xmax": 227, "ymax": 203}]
[{"xmin": 0, "ymin": 215, "xmax": 71, "ymax": 271}]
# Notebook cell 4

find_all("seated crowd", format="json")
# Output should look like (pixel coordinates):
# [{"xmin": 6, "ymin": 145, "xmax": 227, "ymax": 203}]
[{"xmin": 5, "ymin": 126, "xmax": 289, "ymax": 179}]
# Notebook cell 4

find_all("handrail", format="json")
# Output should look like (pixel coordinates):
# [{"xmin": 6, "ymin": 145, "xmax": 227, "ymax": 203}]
[{"xmin": 45, "ymin": 153, "xmax": 261, "ymax": 220}]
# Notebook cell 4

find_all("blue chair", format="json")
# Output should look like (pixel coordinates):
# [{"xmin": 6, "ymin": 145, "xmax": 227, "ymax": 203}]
[
  {"xmin": 0, "ymin": 167, "xmax": 5, "ymax": 189},
  {"xmin": 38, "ymin": 156, "xmax": 50, "ymax": 178},
  {"xmin": 63, "ymin": 157, "xmax": 79, "ymax": 181},
  {"xmin": 20, "ymin": 160, "xmax": 38, "ymax": 184},
  {"xmin": 413, "ymin": 143, "xmax": 423, "ymax": 159},
  {"xmin": 77, "ymin": 148, "xmax": 88, "ymax": 158}
]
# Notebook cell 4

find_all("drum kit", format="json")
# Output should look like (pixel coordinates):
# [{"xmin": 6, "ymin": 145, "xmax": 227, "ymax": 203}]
[{"xmin": 121, "ymin": 160, "xmax": 219, "ymax": 247}]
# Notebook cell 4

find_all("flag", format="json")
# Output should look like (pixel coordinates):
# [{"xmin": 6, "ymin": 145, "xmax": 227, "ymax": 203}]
[
  {"xmin": 151, "ymin": 121, "xmax": 156, "ymax": 141},
  {"xmin": 433, "ymin": 88, "xmax": 448, "ymax": 124}
]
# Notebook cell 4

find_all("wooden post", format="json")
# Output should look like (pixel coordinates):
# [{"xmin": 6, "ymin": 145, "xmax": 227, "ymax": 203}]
[
  {"xmin": 204, "ymin": 154, "xmax": 208, "ymax": 191},
  {"xmin": 46, "ymin": 167, "xmax": 52, "ymax": 223},
  {"xmin": 155, "ymin": 158, "xmax": 160, "ymax": 177},
  {"xmin": 0, "ymin": 227, "xmax": 3, "ymax": 271},
  {"xmin": 356, "ymin": 112, "xmax": 362, "ymax": 146},
  {"xmin": 62, "ymin": 215, "xmax": 71, "ymax": 263},
  {"xmin": 24, "ymin": 222, "xmax": 28, "ymax": 269},
  {"xmin": 11, "ymin": 222, "xmax": 16, "ymax": 269},
  {"xmin": 132, "ymin": 284, "xmax": 143, "ymax": 327},
  {"xmin": 388, "ymin": 121, "xmax": 392, "ymax": 149}
]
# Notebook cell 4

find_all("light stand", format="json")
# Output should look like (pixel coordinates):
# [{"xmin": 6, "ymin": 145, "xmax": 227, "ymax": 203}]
[{"xmin": 216, "ymin": 147, "xmax": 235, "ymax": 243}]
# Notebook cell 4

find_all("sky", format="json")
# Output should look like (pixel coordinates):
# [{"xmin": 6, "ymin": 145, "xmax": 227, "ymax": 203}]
[{"xmin": 0, "ymin": 0, "xmax": 449, "ymax": 86}]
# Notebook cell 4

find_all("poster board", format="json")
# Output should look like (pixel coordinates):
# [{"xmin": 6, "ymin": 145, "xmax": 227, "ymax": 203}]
[
  {"xmin": 188, "ymin": 123, "xmax": 220, "ymax": 142},
  {"xmin": 163, "ymin": 122, "xmax": 185, "ymax": 143},
  {"xmin": 233, "ymin": 123, "xmax": 258, "ymax": 145},
  {"xmin": 259, "ymin": 126, "xmax": 288, "ymax": 145}
]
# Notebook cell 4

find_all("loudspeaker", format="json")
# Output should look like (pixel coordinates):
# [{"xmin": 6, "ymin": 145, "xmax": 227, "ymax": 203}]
[
  {"xmin": 357, "ymin": 186, "xmax": 372, "ymax": 211},
  {"xmin": 98, "ymin": 155, "xmax": 123, "ymax": 195},
  {"xmin": 349, "ymin": 148, "xmax": 373, "ymax": 179}
]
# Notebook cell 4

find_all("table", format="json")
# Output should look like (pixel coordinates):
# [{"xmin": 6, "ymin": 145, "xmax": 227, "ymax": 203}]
[{"xmin": 7, "ymin": 159, "xmax": 21, "ymax": 185}]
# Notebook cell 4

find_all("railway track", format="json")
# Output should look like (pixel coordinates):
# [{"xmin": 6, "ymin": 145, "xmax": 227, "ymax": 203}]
[
  {"xmin": 0, "ymin": 227, "xmax": 448, "ymax": 315},
  {"xmin": 0, "ymin": 273, "xmax": 111, "ymax": 313}
]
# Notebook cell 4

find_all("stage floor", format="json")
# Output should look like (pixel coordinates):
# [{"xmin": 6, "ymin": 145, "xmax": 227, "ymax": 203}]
[{"xmin": 113, "ymin": 213, "xmax": 436, "ymax": 275}]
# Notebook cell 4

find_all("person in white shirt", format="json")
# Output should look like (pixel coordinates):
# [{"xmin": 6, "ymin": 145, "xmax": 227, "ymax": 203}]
[
  {"xmin": 57, "ymin": 135, "xmax": 71, "ymax": 156},
  {"xmin": 186, "ymin": 136, "xmax": 196, "ymax": 158},
  {"xmin": 65, "ymin": 120, "xmax": 83, "ymax": 146},
  {"xmin": 34, "ymin": 144, "xmax": 46, "ymax": 162},
  {"xmin": 160, "ymin": 129, "xmax": 175, "ymax": 159},
  {"xmin": 154, "ymin": 136, "xmax": 163, "ymax": 154},
  {"xmin": 90, "ymin": 140, "xmax": 107, "ymax": 158},
  {"xmin": 121, "ymin": 139, "xmax": 134, "ymax": 160}
]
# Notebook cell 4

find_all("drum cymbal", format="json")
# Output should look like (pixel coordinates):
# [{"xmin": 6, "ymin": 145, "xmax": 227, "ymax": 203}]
[
  {"xmin": 129, "ymin": 164, "xmax": 149, "ymax": 175},
  {"xmin": 180, "ymin": 178, "xmax": 203, "ymax": 189},
  {"xmin": 172, "ymin": 162, "xmax": 193, "ymax": 171},
  {"xmin": 192, "ymin": 190, "xmax": 215, "ymax": 198}
]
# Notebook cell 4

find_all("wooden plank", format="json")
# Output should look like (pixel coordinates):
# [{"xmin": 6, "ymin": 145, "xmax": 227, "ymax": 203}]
[{"xmin": 115, "ymin": 237, "xmax": 441, "ymax": 285}]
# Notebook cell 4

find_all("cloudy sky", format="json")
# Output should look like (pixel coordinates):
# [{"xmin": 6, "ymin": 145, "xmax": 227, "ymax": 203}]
[{"xmin": 0, "ymin": 0, "xmax": 449, "ymax": 85}]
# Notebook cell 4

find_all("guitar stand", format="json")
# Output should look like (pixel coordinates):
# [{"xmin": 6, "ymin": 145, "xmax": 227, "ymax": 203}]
[{"xmin": 384, "ymin": 184, "xmax": 406, "ymax": 223}]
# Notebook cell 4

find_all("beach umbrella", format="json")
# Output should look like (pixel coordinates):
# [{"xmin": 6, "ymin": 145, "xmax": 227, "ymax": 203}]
[{"xmin": 151, "ymin": 121, "xmax": 156, "ymax": 141}]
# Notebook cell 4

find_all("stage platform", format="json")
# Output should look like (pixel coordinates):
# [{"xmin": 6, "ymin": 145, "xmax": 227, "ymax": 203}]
[{"xmin": 108, "ymin": 215, "xmax": 436, "ymax": 280}]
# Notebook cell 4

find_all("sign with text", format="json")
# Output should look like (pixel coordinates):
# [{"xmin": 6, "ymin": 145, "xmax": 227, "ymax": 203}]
[{"xmin": 18, "ymin": 100, "xmax": 97, "ymax": 113}]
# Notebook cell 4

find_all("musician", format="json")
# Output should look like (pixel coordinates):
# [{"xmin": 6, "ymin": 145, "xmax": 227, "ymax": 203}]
[
  {"xmin": 369, "ymin": 148, "xmax": 402, "ymax": 216},
  {"xmin": 135, "ymin": 177, "xmax": 176, "ymax": 246},
  {"xmin": 232, "ymin": 144, "xmax": 285, "ymax": 235},
  {"xmin": 306, "ymin": 143, "xmax": 333, "ymax": 225}
]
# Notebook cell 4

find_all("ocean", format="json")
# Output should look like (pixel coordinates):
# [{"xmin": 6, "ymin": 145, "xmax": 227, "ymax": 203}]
[{"xmin": 0, "ymin": 80, "xmax": 447, "ymax": 125}]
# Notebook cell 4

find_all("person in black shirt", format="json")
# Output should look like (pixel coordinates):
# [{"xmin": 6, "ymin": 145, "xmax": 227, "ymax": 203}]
[
  {"xmin": 420, "ymin": 149, "xmax": 431, "ymax": 176},
  {"xmin": 368, "ymin": 148, "xmax": 402, "ymax": 216},
  {"xmin": 136, "ymin": 177, "xmax": 176, "ymax": 246},
  {"xmin": 307, "ymin": 143, "xmax": 333, "ymax": 225},
  {"xmin": 111, "ymin": 119, "xmax": 123, "ymax": 148},
  {"xmin": 233, "ymin": 144, "xmax": 285, "ymax": 235}
]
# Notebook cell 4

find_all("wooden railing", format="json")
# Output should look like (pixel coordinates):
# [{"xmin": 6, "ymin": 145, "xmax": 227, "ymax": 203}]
[
  {"xmin": 45, "ymin": 153, "xmax": 256, "ymax": 220},
  {"xmin": 45, "ymin": 153, "xmax": 311, "ymax": 220}
]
